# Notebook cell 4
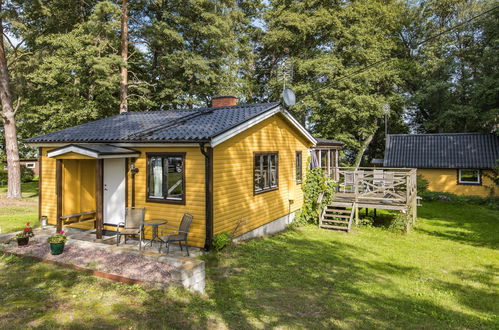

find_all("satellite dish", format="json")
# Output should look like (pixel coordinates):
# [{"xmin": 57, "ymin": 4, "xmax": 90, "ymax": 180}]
[{"xmin": 282, "ymin": 87, "xmax": 296, "ymax": 107}]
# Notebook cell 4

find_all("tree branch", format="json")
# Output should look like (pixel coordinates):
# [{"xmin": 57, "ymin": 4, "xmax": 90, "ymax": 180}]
[{"xmin": 12, "ymin": 96, "xmax": 21, "ymax": 115}]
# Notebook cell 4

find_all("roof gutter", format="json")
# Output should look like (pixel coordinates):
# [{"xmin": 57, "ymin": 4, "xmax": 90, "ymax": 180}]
[{"xmin": 199, "ymin": 142, "xmax": 214, "ymax": 251}]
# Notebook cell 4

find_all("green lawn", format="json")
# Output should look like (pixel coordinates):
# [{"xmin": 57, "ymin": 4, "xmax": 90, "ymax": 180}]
[
  {"xmin": 0, "ymin": 182, "xmax": 39, "ymax": 234},
  {"xmin": 1, "ymin": 202, "xmax": 498, "ymax": 329}
]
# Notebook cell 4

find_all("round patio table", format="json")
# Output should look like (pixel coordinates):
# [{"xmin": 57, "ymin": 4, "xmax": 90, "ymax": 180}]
[{"xmin": 143, "ymin": 219, "xmax": 168, "ymax": 247}]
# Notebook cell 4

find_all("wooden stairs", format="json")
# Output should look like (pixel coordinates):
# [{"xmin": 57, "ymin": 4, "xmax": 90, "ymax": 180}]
[{"xmin": 319, "ymin": 202, "xmax": 355, "ymax": 232}]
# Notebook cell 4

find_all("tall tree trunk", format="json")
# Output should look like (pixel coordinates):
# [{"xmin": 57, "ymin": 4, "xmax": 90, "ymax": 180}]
[
  {"xmin": 119, "ymin": 0, "xmax": 128, "ymax": 113},
  {"xmin": 0, "ymin": 1, "xmax": 21, "ymax": 198},
  {"xmin": 353, "ymin": 132, "xmax": 375, "ymax": 169}
]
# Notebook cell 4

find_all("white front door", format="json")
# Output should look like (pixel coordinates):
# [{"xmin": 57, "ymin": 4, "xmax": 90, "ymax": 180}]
[{"xmin": 103, "ymin": 158, "xmax": 126, "ymax": 226}]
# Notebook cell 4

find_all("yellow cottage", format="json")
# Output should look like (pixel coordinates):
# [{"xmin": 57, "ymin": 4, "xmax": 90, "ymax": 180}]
[
  {"xmin": 26, "ymin": 97, "xmax": 316, "ymax": 249},
  {"xmin": 383, "ymin": 133, "xmax": 499, "ymax": 197}
]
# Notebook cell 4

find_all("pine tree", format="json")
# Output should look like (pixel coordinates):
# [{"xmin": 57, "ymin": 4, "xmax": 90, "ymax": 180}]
[
  {"xmin": 0, "ymin": 0, "xmax": 21, "ymax": 198},
  {"xmin": 140, "ymin": 0, "xmax": 257, "ymax": 109},
  {"xmin": 259, "ymin": 0, "xmax": 407, "ymax": 164}
]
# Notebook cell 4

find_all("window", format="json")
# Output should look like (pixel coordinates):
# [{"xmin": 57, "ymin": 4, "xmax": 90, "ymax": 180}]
[
  {"xmin": 147, "ymin": 153, "xmax": 185, "ymax": 203},
  {"xmin": 254, "ymin": 152, "xmax": 278, "ymax": 193},
  {"xmin": 458, "ymin": 169, "xmax": 481, "ymax": 185},
  {"xmin": 296, "ymin": 151, "xmax": 302, "ymax": 183},
  {"xmin": 25, "ymin": 163, "xmax": 36, "ymax": 169}
]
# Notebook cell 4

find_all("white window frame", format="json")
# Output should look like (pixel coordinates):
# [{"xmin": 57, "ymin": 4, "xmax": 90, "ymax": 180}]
[
  {"xmin": 458, "ymin": 169, "xmax": 481, "ymax": 185},
  {"xmin": 25, "ymin": 163, "xmax": 36, "ymax": 169}
]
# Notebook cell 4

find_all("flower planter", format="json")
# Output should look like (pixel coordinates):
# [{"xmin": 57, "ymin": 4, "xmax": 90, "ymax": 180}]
[
  {"xmin": 17, "ymin": 237, "xmax": 29, "ymax": 246},
  {"xmin": 50, "ymin": 242, "xmax": 65, "ymax": 255}
]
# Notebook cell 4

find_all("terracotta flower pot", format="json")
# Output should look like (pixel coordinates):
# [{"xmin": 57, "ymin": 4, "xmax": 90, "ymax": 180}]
[
  {"xmin": 50, "ymin": 242, "xmax": 65, "ymax": 255},
  {"xmin": 17, "ymin": 237, "xmax": 29, "ymax": 246}
]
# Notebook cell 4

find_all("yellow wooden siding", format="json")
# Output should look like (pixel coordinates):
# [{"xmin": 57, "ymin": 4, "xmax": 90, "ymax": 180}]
[
  {"xmin": 213, "ymin": 113, "xmax": 312, "ymax": 236},
  {"xmin": 40, "ymin": 148, "xmax": 57, "ymax": 225},
  {"xmin": 418, "ymin": 169, "xmax": 497, "ymax": 197},
  {"xmin": 62, "ymin": 159, "xmax": 96, "ymax": 215},
  {"xmin": 53, "ymin": 152, "xmax": 95, "ymax": 160},
  {"xmin": 129, "ymin": 147, "xmax": 206, "ymax": 248}
]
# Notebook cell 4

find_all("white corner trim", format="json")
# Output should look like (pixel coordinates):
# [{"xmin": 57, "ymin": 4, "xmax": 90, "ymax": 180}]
[{"xmin": 211, "ymin": 106, "xmax": 316, "ymax": 148}]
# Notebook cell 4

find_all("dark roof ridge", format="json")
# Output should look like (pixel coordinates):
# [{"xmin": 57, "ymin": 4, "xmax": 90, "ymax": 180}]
[
  {"xmin": 128, "ymin": 102, "xmax": 281, "ymax": 140},
  {"xmin": 123, "ymin": 102, "xmax": 280, "ymax": 115}
]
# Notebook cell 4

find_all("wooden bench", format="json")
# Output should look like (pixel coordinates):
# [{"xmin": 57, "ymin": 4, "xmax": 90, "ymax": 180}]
[{"xmin": 58, "ymin": 210, "xmax": 96, "ymax": 228}]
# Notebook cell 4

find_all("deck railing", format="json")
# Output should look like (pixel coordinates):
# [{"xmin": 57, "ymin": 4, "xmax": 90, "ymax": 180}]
[{"xmin": 330, "ymin": 167, "xmax": 417, "ymax": 206}]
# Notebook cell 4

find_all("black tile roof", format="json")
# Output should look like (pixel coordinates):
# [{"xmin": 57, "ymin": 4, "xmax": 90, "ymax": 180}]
[
  {"xmin": 315, "ymin": 137, "xmax": 344, "ymax": 146},
  {"xmin": 384, "ymin": 133, "xmax": 499, "ymax": 169},
  {"xmin": 25, "ymin": 102, "xmax": 281, "ymax": 143}
]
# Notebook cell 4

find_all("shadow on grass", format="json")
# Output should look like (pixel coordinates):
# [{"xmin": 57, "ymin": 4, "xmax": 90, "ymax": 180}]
[
  {"xmin": 1, "ymin": 221, "xmax": 497, "ymax": 328},
  {"xmin": 197, "ymin": 231, "xmax": 495, "ymax": 329},
  {"xmin": 415, "ymin": 202, "xmax": 499, "ymax": 249}
]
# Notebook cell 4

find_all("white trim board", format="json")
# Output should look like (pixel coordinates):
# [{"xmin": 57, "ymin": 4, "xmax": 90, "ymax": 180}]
[{"xmin": 47, "ymin": 145, "xmax": 140, "ymax": 159}]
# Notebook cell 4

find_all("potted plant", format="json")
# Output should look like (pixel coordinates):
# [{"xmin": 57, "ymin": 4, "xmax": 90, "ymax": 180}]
[
  {"xmin": 47, "ymin": 231, "xmax": 68, "ymax": 255},
  {"xmin": 14, "ymin": 222, "xmax": 34, "ymax": 246}
]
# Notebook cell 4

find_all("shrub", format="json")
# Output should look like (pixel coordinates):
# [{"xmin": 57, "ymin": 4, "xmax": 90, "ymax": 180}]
[
  {"xmin": 417, "ymin": 174, "xmax": 429, "ymax": 192},
  {"xmin": 0, "ymin": 166, "xmax": 34, "ymax": 184},
  {"xmin": 389, "ymin": 210, "xmax": 412, "ymax": 233},
  {"xmin": 296, "ymin": 168, "xmax": 336, "ymax": 224},
  {"xmin": 21, "ymin": 165, "xmax": 34, "ymax": 183},
  {"xmin": 213, "ymin": 232, "xmax": 232, "ymax": 251},
  {"xmin": 0, "ymin": 168, "xmax": 6, "ymax": 185},
  {"xmin": 420, "ymin": 191, "xmax": 499, "ymax": 210}
]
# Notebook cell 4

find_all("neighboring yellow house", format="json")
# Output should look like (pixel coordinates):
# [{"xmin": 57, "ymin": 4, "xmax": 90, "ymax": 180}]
[
  {"xmin": 383, "ymin": 133, "xmax": 499, "ymax": 197},
  {"xmin": 26, "ymin": 97, "xmax": 316, "ymax": 249}
]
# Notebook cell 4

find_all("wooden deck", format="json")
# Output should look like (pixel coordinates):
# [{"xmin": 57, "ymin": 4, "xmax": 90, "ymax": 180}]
[{"xmin": 319, "ymin": 167, "xmax": 418, "ymax": 231}]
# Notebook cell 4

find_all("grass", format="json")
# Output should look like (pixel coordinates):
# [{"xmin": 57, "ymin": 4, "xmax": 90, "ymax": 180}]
[
  {"xmin": 1, "ymin": 201, "xmax": 498, "ymax": 328},
  {"xmin": 0, "ymin": 182, "xmax": 39, "ymax": 234}
]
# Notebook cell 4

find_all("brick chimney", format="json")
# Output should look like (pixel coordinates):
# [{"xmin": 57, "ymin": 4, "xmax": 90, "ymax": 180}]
[{"xmin": 211, "ymin": 96, "xmax": 237, "ymax": 107}]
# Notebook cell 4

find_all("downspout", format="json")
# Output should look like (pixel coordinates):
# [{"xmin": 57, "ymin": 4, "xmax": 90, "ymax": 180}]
[{"xmin": 199, "ymin": 142, "xmax": 213, "ymax": 250}]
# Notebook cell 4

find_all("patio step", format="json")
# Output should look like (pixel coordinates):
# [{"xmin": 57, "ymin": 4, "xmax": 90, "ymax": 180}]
[
  {"xmin": 324, "ymin": 214, "xmax": 350, "ymax": 219},
  {"xmin": 320, "ymin": 225, "xmax": 349, "ymax": 231},
  {"xmin": 325, "ymin": 209, "xmax": 351, "ymax": 214},
  {"xmin": 321, "ymin": 219, "xmax": 349, "ymax": 224},
  {"xmin": 319, "ymin": 203, "xmax": 355, "ymax": 232}
]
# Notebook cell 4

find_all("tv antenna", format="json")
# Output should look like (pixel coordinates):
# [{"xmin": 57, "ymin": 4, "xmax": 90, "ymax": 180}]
[
  {"xmin": 277, "ymin": 58, "xmax": 296, "ymax": 107},
  {"xmin": 382, "ymin": 103, "xmax": 391, "ymax": 136}
]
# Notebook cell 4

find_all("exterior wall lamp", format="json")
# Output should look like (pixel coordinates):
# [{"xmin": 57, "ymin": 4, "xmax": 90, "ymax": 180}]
[{"xmin": 130, "ymin": 161, "xmax": 139, "ymax": 174}]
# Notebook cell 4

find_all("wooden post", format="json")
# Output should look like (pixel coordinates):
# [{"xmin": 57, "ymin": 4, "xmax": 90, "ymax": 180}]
[
  {"xmin": 355, "ymin": 204, "xmax": 359, "ymax": 226},
  {"xmin": 131, "ymin": 158, "xmax": 136, "ymax": 207},
  {"xmin": 95, "ymin": 159, "xmax": 104, "ymax": 239},
  {"xmin": 38, "ymin": 147, "xmax": 43, "ymax": 221},
  {"xmin": 55, "ymin": 159, "xmax": 63, "ymax": 232}
]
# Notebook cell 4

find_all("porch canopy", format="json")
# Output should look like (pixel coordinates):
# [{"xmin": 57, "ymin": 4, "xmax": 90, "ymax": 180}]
[
  {"xmin": 47, "ymin": 144, "xmax": 140, "ymax": 240},
  {"xmin": 47, "ymin": 143, "xmax": 140, "ymax": 159}
]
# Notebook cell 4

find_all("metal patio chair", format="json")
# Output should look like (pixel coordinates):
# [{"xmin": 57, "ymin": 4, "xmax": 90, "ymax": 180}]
[
  {"xmin": 116, "ymin": 207, "xmax": 145, "ymax": 250},
  {"xmin": 158, "ymin": 213, "xmax": 194, "ymax": 256}
]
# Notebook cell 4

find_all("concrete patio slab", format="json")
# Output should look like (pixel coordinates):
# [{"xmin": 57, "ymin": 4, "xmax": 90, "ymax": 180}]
[{"xmin": 0, "ymin": 226, "xmax": 205, "ymax": 293}]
